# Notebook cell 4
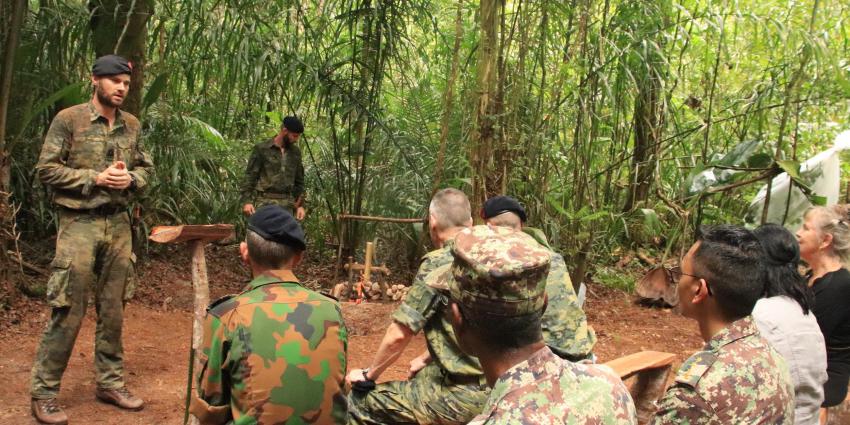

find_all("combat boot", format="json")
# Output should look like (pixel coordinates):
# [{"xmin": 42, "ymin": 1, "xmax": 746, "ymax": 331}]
[
  {"xmin": 95, "ymin": 386, "xmax": 144, "ymax": 411},
  {"xmin": 31, "ymin": 398, "xmax": 68, "ymax": 425}
]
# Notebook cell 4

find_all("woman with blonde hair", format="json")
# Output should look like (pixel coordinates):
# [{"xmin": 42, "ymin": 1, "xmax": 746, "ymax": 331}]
[{"xmin": 796, "ymin": 204, "xmax": 850, "ymax": 423}]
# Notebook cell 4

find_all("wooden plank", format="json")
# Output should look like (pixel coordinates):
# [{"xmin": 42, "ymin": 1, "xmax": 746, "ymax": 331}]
[
  {"xmin": 149, "ymin": 224, "xmax": 234, "ymax": 244},
  {"xmin": 344, "ymin": 263, "xmax": 391, "ymax": 274},
  {"xmin": 604, "ymin": 350, "xmax": 676, "ymax": 380}
]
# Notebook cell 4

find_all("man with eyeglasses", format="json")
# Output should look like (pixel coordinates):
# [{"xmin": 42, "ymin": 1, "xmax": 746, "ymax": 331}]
[{"xmin": 650, "ymin": 225, "xmax": 794, "ymax": 424}]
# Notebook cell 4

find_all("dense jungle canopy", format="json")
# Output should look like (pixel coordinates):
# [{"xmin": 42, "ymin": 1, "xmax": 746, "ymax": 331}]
[{"xmin": 1, "ymin": 0, "xmax": 849, "ymax": 294}]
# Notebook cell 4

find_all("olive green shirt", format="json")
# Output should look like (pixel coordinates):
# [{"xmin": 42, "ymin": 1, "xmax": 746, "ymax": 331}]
[
  {"xmin": 36, "ymin": 102, "xmax": 153, "ymax": 210},
  {"xmin": 239, "ymin": 138, "xmax": 305, "ymax": 205}
]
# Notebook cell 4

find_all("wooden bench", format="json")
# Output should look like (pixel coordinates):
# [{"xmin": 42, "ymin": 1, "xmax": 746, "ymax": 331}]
[{"xmin": 605, "ymin": 351, "xmax": 677, "ymax": 423}]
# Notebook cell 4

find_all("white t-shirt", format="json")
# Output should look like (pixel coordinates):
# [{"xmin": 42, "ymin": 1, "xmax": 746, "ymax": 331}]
[{"xmin": 753, "ymin": 296, "xmax": 828, "ymax": 425}]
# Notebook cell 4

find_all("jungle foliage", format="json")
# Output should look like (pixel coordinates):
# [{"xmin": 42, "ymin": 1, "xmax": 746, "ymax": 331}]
[{"xmin": 1, "ymin": 0, "xmax": 849, "ymax": 288}]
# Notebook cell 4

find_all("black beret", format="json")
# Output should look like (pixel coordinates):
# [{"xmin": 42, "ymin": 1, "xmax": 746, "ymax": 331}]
[
  {"xmin": 92, "ymin": 55, "xmax": 132, "ymax": 76},
  {"xmin": 248, "ymin": 205, "xmax": 306, "ymax": 251},
  {"xmin": 282, "ymin": 116, "xmax": 304, "ymax": 134},
  {"xmin": 482, "ymin": 195, "xmax": 527, "ymax": 222}
]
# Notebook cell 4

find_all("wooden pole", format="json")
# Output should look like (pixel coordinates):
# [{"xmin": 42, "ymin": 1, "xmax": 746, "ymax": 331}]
[
  {"xmin": 338, "ymin": 213, "xmax": 424, "ymax": 223},
  {"xmin": 189, "ymin": 239, "xmax": 209, "ymax": 425},
  {"xmin": 363, "ymin": 241, "xmax": 374, "ymax": 283}
]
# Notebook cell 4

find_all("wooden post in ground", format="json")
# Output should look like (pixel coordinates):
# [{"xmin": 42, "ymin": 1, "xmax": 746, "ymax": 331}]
[{"xmin": 149, "ymin": 224, "xmax": 234, "ymax": 425}]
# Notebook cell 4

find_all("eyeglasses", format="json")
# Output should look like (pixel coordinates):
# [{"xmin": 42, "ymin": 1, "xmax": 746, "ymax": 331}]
[{"xmin": 663, "ymin": 266, "xmax": 712, "ymax": 296}]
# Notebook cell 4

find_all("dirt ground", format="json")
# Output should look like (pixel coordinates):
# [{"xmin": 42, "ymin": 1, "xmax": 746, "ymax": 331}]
[{"xmin": 0, "ymin": 246, "xmax": 847, "ymax": 424}]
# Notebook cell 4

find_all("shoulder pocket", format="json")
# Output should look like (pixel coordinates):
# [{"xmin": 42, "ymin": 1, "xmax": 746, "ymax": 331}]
[{"xmin": 46, "ymin": 257, "xmax": 73, "ymax": 308}]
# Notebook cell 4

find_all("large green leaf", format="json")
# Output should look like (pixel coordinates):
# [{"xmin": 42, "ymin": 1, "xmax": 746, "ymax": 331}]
[
  {"xmin": 776, "ymin": 160, "xmax": 801, "ymax": 180},
  {"xmin": 143, "ymin": 74, "xmax": 169, "ymax": 111},
  {"xmin": 17, "ymin": 82, "xmax": 87, "ymax": 138}
]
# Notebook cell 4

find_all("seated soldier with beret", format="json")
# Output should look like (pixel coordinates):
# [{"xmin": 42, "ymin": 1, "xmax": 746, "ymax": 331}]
[
  {"xmin": 190, "ymin": 205, "xmax": 347, "ymax": 424},
  {"xmin": 443, "ymin": 225, "xmax": 637, "ymax": 424}
]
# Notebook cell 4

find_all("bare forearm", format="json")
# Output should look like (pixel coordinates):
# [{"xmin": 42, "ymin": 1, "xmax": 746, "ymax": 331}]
[{"xmin": 366, "ymin": 322, "xmax": 414, "ymax": 380}]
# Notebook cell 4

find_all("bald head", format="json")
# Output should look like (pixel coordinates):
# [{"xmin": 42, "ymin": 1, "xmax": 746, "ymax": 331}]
[
  {"xmin": 429, "ymin": 188, "xmax": 472, "ymax": 231},
  {"xmin": 485, "ymin": 212, "xmax": 523, "ymax": 231}
]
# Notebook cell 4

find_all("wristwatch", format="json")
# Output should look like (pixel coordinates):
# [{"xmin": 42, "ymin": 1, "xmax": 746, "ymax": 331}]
[{"xmin": 362, "ymin": 367, "xmax": 372, "ymax": 381}]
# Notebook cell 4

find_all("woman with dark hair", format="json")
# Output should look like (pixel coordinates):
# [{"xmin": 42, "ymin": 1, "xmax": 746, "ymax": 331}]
[
  {"xmin": 753, "ymin": 223, "xmax": 827, "ymax": 425},
  {"xmin": 797, "ymin": 205, "xmax": 850, "ymax": 423}
]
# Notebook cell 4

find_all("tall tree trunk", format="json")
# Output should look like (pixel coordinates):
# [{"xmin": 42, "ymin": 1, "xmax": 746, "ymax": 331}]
[
  {"xmin": 471, "ymin": 0, "xmax": 503, "ymax": 214},
  {"xmin": 0, "ymin": 0, "xmax": 28, "ymax": 298},
  {"xmin": 622, "ymin": 0, "xmax": 669, "ymax": 212},
  {"xmin": 623, "ymin": 72, "xmax": 664, "ymax": 211},
  {"xmin": 431, "ymin": 0, "xmax": 464, "ymax": 196},
  {"xmin": 89, "ymin": 0, "xmax": 154, "ymax": 116}
]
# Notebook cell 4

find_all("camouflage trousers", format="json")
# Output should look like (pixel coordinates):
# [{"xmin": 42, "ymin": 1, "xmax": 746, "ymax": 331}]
[
  {"xmin": 30, "ymin": 208, "xmax": 136, "ymax": 399},
  {"xmin": 347, "ymin": 363, "xmax": 490, "ymax": 425},
  {"xmin": 255, "ymin": 195, "xmax": 295, "ymax": 213}
]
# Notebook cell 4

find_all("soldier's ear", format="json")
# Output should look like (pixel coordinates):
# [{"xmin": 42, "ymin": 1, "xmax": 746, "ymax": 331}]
[
  {"xmin": 239, "ymin": 241, "xmax": 250, "ymax": 266},
  {"xmin": 291, "ymin": 250, "xmax": 304, "ymax": 268}
]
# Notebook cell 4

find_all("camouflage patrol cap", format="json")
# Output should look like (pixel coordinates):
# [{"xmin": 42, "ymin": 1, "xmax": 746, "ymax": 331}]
[{"xmin": 447, "ymin": 225, "xmax": 551, "ymax": 316}]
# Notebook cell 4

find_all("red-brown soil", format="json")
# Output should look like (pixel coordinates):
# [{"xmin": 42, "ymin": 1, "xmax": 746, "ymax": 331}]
[{"xmin": 0, "ymin": 248, "xmax": 845, "ymax": 424}]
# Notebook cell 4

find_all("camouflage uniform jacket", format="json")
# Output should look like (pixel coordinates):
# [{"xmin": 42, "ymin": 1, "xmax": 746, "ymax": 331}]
[
  {"xmin": 36, "ymin": 102, "xmax": 154, "ymax": 209},
  {"xmin": 191, "ymin": 270, "xmax": 348, "ymax": 425},
  {"xmin": 239, "ymin": 138, "xmax": 305, "ymax": 205},
  {"xmin": 542, "ymin": 253, "xmax": 596, "ymax": 360},
  {"xmin": 650, "ymin": 316, "xmax": 794, "ymax": 425},
  {"xmin": 468, "ymin": 346, "xmax": 637, "ymax": 425},
  {"xmin": 392, "ymin": 242, "xmax": 483, "ymax": 377},
  {"xmin": 521, "ymin": 227, "xmax": 596, "ymax": 360}
]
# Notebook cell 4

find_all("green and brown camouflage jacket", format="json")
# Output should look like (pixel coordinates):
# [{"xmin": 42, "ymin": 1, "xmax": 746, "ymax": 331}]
[{"xmin": 191, "ymin": 270, "xmax": 348, "ymax": 425}]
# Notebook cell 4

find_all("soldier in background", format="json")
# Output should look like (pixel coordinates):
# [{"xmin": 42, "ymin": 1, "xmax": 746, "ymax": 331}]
[
  {"xmin": 650, "ymin": 225, "xmax": 794, "ymax": 424},
  {"xmin": 346, "ymin": 188, "xmax": 489, "ymax": 424},
  {"xmin": 240, "ymin": 115, "xmax": 307, "ymax": 220},
  {"xmin": 30, "ymin": 54, "xmax": 153, "ymax": 425},
  {"xmin": 443, "ymin": 225, "xmax": 636, "ymax": 424},
  {"xmin": 481, "ymin": 195, "xmax": 596, "ymax": 361},
  {"xmin": 190, "ymin": 205, "xmax": 348, "ymax": 424}
]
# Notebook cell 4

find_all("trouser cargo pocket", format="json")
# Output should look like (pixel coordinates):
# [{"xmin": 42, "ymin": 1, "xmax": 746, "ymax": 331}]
[
  {"xmin": 45, "ymin": 257, "xmax": 72, "ymax": 308},
  {"xmin": 123, "ymin": 253, "xmax": 137, "ymax": 301}
]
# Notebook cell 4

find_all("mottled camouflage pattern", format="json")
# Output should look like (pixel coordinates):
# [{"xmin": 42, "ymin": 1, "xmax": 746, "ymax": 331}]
[
  {"xmin": 347, "ymin": 362, "xmax": 489, "ymax": 425},
  {"xmin": 541, "ymin": 253, "xmax": 596, "ymax": 360},
  {"xmin": 348, "ymin": 243, "xmax": 488, "ymax": 424},
  {"xmin": 650, "ymin": 316, "xmax": 794, "ymax": 424},
  {"xmin": 469, "ymin": 347, "xmax": 637, "ymax": 425},
  {"xmin": 36, "ymin": 102, "xmax": 153, "ymax": 210},
  {"xmin": 31, "ymin": 208, "xmax": 136, "ymax": 398},
  {"xmin": 449, "ymin": 225, "xmax": 551, "ymax": 316},
  {"xmin": 392, "ymin": 243, "xmax": 483, "ymax": 376},
  {"xmin": 191, "ymin": 270, "xmax": 347, "ymax": 425},
  {"xmin": 239, "ymin": 139, "xmax": 305, "ymax": 207}
]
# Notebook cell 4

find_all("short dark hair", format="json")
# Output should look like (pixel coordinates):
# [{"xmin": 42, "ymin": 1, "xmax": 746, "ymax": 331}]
[
  {"xmin": 754, "ymin": 223, "xmax": 814, "ymax": 314},
  {"xmin": 455, "ymin": 301, "xmax": 543, "ymax": 353},
  {"xmin": 247, "ymin": 230, "xmax": 299, "ymax": 269},
  {"xmin": 693, "ymin": 224, "xmax": 765, "ymax": 321}
]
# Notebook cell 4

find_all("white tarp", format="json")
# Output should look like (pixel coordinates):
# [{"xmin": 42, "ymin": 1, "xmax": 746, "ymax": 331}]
[{"xmin": 746, "ymin": 130, "xmax": 850, "ymax": 230}]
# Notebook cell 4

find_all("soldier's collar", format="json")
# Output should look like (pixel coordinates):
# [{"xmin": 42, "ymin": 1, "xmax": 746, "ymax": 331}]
[
  {"xmin": 246, "ymin": 270, "xmax": 300, "ymax": 291},
  {"xmin": 706, "ymin": 315, "xmax": 758, "ymax": 351},
  {"xmin": 87, "ymin": 101, "xmax": 126, "ymax": 129}
]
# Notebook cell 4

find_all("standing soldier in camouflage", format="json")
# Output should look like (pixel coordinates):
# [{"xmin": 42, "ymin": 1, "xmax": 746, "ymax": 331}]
[
  {"xmin": 240, "ymin": 116, "xmax": 307, "ymax": 220},
  {"xmin": 442, "ymin": 225, "xmax": 636, "ymax": 424},
  {"xmin": 30, "ymin": 55, "xmax": 153, "ymax": 424},
  {"xmin": 346, "ymin": 188, "xmax": 489, "ymax": 425},
  {"xmin": 480, "ymin": 195, "xmax": 596, "ymax": 361},
  {"xmin": 650, "ymin": 225, "xmax": 795, "ymax": 424},
  {"xmin": 190, "ymin": 205, "xmax": 348, "ymax": 424}
]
